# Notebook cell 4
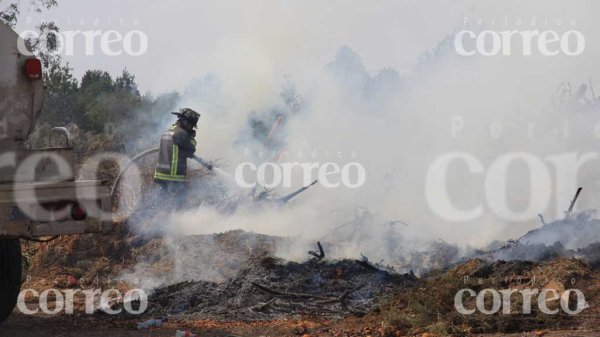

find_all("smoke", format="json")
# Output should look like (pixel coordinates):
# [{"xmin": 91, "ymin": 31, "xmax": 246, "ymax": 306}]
[{"xmin": 119, "ymin": 0, "xmax": 600, "ymax": 286}]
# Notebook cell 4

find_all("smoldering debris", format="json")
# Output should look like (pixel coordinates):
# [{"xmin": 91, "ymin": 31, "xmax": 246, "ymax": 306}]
[
  {"xmin": 121, "ymin": 231, "xmax": 282, "ymax": 286},
  {"xmin": 316, "ymin": 203, "xmax": 600, "ymax": 276},
  {"xmin": 317, "ymin": 208, "xmax": 469, "ymax": 275},
  {"xmin": 118, "ymin": 182, "xmax": 600, "ymax": 323},
  {"xmin": 124, "ymin": 206, "xmax": 600, "ymax": 293},
  {"xmin": 520, "ymin": 212, "xmax": 600, "ymax": 250},
  {"xmin": 146, "ymin": 255, "xmax": 417, "ymax": 321},
  {"xmin": 117, "ymin": 225, "xmax": 421, "ymax": 321},
  {"xmin": 475, "ymin": 204, "xmax": 600, "ymax": 266}
]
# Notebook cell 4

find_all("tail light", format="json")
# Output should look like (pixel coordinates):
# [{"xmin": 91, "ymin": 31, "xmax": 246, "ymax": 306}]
[
  {"xmin": 24, "ymin": 58, "xmax": 42, "ymax": 80},
  {"xmin": 71, "ymin": 204, "xmax": 87, "ymax": 221}
]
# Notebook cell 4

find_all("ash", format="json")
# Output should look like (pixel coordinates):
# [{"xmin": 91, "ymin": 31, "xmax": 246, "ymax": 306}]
[{"xmin": 147, "ymin": 255, "xmax": 416, "ymax": 321}]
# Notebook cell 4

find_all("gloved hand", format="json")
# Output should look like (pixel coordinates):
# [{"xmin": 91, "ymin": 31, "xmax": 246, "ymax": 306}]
[{"xmin": 194, "ymin": 156, "xmax": 213, "ymax": 171}]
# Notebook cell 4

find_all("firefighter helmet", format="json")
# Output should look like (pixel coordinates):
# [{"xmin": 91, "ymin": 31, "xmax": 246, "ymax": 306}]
[{"xmin": 172, "ymin": 108, "xmax": 200, "ymax": 126}]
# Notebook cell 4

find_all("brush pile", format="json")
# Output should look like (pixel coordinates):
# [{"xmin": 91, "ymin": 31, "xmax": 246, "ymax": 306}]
[{"xmin": 146, "ymin": 255, "xmax": 417, "ymax": 321}]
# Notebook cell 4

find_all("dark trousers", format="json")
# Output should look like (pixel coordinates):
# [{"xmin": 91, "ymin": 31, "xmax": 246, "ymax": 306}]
[{"xmin": 154, "ymin": 179, "xmax": 189, "ymax": 210}]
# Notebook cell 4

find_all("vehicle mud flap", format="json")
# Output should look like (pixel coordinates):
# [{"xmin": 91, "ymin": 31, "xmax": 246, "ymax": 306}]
[{"xmin": 0, "ymin": 239, "xmax": 22, "ymax": 324}]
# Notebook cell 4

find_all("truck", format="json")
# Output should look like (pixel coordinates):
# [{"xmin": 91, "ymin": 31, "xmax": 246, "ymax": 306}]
[{"xmin": 0, "ymin": 23, "xmax": 112, "ymax": 323}]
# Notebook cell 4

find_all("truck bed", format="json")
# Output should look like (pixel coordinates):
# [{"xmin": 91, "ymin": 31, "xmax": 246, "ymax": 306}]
[{"xmin": 0, "ymin": 179, "xmax": 113, "ymax": 237}]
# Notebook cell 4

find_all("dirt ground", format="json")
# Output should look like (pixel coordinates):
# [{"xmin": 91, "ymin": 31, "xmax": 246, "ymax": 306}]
[
  {"xmin": 2, "ymin": 313, "xmax": 600, "ymax": 337},
  {"xmin": 0, "ymin": 313, "xmax": 256, "ymax": 337}
]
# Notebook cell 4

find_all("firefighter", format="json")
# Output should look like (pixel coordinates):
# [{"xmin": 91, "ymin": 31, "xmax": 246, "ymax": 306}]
[{"xmin": 154, "ymin": 108, "xmax": 201, "ymax": 202}]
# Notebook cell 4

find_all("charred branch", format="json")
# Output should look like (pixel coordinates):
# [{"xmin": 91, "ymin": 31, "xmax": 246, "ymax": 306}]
[
  {"xmin": 251, "ymin": 282, "xmax": 333, "ymax": 300},
  {"xmin": 308, "ymin": 241, "xmax": 325, "ymax": 260}
]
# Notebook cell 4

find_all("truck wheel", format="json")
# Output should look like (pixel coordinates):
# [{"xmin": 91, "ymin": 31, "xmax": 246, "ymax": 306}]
[{"xmin": 0, "ymin": 239, "xmax": 22, "ymax": 324}]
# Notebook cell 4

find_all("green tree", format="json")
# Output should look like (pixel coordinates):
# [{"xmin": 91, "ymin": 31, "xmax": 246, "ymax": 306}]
[
  {"xmin": 78, "ymin": 70, "xmax": 116, "ymax": 132},
  {"xmin": 0, "ymin": 0, "xmax": 57, "ymax": 27},
  {"xmin": 115, "ymin": 69, "xmax": 140, "ymax": 97},
  {"xmin": 39, "ymin": 60, "xmax": 79, "ymax": 126},
  {"xmin": 78, "ymin": 70, "xmax": 145, "ymax": 133}
]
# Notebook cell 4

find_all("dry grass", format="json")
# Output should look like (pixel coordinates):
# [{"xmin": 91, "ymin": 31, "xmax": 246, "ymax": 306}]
[{"xmin": 379, "ymin": 257, "xmax": 600, "ymax": 336}]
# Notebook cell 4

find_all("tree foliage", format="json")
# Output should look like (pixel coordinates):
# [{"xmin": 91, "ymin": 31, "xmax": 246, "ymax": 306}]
[
  {"xmin": 46, "ymin": 65, "xmax": 181, "ymax": 151},
  {"xmin": 41, "ymin": 67, "xmax": 164, "ymax": 134},
  {"xmin": 0, "ymin": 0, "xmax": 57, "ymax": 27}
]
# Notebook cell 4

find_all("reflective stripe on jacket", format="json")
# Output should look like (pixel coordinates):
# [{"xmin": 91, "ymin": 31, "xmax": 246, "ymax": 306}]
[{"xmin": 154, "ymin": 124, "xmax": 197, "ymax": 181}]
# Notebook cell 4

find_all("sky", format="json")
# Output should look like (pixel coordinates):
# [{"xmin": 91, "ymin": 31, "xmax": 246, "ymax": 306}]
[
  {"xmin": 11, "ymin": 0, "xmax": 468, "ymax": 93},
  {"xmin": 12, "ymin": 0, "xmax": 597, "ymax": 94}
]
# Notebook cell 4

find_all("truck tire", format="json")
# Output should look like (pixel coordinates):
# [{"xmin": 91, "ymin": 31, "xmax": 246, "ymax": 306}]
[{"xmin": 0, "ymin": 239, "xmax": 21, "ymax": 324}]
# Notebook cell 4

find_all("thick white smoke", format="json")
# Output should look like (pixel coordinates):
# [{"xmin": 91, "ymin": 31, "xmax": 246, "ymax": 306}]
[{"xmin": 120, "ymin": 1, "xmax": 600, "ymax": 284}]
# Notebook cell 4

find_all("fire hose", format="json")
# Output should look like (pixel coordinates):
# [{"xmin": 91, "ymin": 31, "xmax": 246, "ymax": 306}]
[
  {"xmin": 110, "ymin": 147, "xmax": 317, "ymax": 217},
  {"xmin": 110, "ymin": 147, "xmax": 213, "ymax": 198}
]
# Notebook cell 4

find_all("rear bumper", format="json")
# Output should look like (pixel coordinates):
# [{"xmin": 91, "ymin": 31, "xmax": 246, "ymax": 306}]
[
  {"xmin": 0, "ymin": 219, "xmax": 112, "ymax": 237},
  {"xmin": 0, "ymin": 180, "xmax": 113, "ymax": 238}
]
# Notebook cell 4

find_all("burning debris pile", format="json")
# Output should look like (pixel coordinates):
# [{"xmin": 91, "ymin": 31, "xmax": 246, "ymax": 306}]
[
  {"xmin": 460, "ymin": 188, "xmax": 600, "ymax": 269},
  {"xmin": 120, "ymin": 230, "xmax": 283, "ymax": 287},
  {"xmin": 478, "ymin": 217, "xmax": 600, "ymax": 267},
  {"xmin": 145, "ymin": 254, "xmax": 417, "ymax": 321},
  {"xmin": 317, "ymin": 208, "xmax": 468, "ymax": 276}
]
